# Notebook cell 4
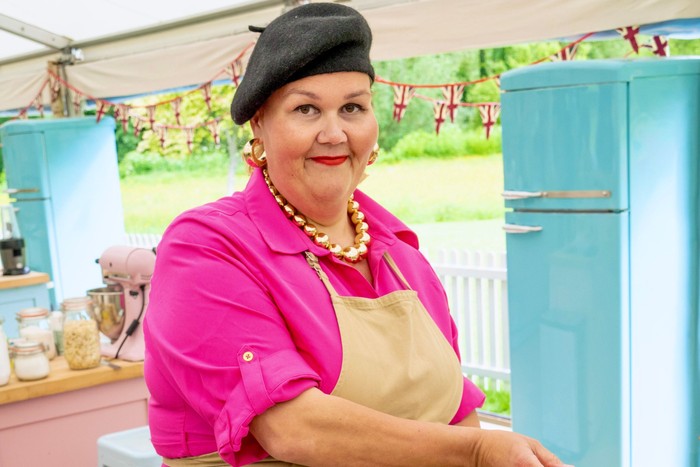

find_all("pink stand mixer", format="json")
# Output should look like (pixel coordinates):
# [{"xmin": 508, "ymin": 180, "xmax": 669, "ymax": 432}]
[{"xmin": 88, "ymin": 245, "xmax": 156, "ymax": 361}]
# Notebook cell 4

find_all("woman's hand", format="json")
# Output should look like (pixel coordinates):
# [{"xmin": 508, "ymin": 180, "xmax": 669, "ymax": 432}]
[{"xmin": 470, "ymin": 429, "xmax": 574, "ymax": 467}]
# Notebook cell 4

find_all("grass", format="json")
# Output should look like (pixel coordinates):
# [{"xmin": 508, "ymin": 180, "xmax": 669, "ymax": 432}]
[{"xmin": 120, "ymin": 155, "xmax": 507, "ymax": 250}]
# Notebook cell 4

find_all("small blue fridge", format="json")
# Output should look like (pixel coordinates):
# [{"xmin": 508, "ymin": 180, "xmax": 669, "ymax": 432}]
[
  {"xmin": 0, "ymin": 117, "xmax": 125, "ymax": 308},
  {"xmin": 501, "ymin": 58, "xmax": 700, "ymax": 467}
]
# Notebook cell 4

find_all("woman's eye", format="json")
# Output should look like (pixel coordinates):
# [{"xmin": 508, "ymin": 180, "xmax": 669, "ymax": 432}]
[
  {"xmin": 295, "ymin": 104, "xmax": 315, "ymax": 115},
  {"xmin": 343, "ymin": 103, "xmax": 364, "ymax": 113}
]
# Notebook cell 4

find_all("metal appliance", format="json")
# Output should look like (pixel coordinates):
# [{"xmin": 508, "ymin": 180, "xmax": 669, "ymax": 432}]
[
  {"xmin": 0, "ymin": 205, "xmax": 29, "ymax": 275},
  {"xmin": 88, "ymin": 245, "xmax": 155, "ymax": 362},
  {"xmin": 501, "ymin": 58, "xmax": 700, "ymax": 466}
]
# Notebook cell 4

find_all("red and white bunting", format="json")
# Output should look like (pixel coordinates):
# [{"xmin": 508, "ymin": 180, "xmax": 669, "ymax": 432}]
[
  {"xmin": 392, "ymin": 85, "xmax": 415, "ymax": 123},
  {"xmin": 617, "ymin": 26, "xmax": 641, "ymax": 54},
  {"xmin": 441, "ymin": 85, "xmax": 464, "ymax": 123},
  {"xmin": 18, "ymin": 109, "xmax": 28, "ymax": 120},
  {"xmin": 147, "ymin": 105, "xmax": 157, "ymax": 128},
  {"xmin": 133, "ymin": 118, "xmax": 143, "ymax": 137},
  {"xmin": 207, "ymin": 120, "xmax": 220, "ymax": 145},
  {"xmin": 493, "ymin": 75, "xmax": 501, "ymax": 90},
  {"xmin": 184, "ymin": 127, "xmax": 195, "ymax": 153},
  {"xmin": 643, "ymin": 36, "xmax": 670, "ymax": 57},
  {"xmin": 155, "ymin": 125, "xmax": 168, "ymax": 149},
  {"xmin": 433, "ymin": 101, "xmax": 449, "ymax": 135},
  {"xmin": 171, "ymin": 98, "xmax": 182, "ymax": 125},
  {"xmin": 478, "ymin": 103, "xmax": 501, "ymax": 140},
  {"xmin": 224, "ymin": 59, "xmax": 244, "ymax": 86},
  {"xmin": 201, "ymin": 83, "xmax": 212, "ymax": 112},
  {"xmin": 72, "ymin": 92, "xmax": 83, "ymax": 114},
  {"xmin": 551, "ymin": 43, "xmax": 579, "ymax": 61},
  {"xmin": 116, "ymin": 104, "xmax": 130, "ymax": 131},
  {"xmin": 95, "ymin": 101, "xmax": 111, "ymax": 123},
  {"xmin": 33, "ymin": 95, "xmax": 44, "ymax": 118}
]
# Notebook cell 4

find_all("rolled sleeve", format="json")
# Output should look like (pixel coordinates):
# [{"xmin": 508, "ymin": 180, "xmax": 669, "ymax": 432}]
[{"xmin": 216, "ymin": 348, "xmax": 320, "ymax": 464}]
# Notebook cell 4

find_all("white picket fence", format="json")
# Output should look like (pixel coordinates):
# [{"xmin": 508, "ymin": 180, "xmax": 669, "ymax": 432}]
[
  {"xmin": 126, "ymin": 234, "xmax": 511, "ymax": 390},
  {"xmin": 424, "ymin": 249, "xmax": 510, "ymax": 392}
]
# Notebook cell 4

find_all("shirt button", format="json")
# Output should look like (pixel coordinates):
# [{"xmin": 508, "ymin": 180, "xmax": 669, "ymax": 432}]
[{"xmin": 242, "ymin": 351, "xmax": 254, "ymax": 362}]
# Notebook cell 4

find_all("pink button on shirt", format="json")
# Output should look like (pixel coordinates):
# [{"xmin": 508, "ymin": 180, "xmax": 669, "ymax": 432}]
[{"xmin": 144, "ymin": 168, "xmax": 485, "ymax": 466}]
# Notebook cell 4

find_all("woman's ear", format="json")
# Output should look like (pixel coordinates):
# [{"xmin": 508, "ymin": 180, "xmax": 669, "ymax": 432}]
[{"xmin": 249, "ymin": 110, "xmax": 263, "ymax": 137}]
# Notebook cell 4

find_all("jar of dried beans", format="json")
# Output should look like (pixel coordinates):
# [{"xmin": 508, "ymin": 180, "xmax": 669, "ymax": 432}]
[{"xmin": 62, "ymin": 297, "xmax": 101, "ymax": 370}]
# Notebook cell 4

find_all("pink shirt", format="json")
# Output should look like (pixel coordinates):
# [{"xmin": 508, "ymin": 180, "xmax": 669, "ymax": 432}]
[{"xmin": 144, "ymin": 168, "xmax": 485, "ymax": 466}]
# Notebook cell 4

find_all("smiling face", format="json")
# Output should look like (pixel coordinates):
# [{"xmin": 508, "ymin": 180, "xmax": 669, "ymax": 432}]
[{"xmin": 250, "ymin": 72, "xmax": 378, "ymax": 225}]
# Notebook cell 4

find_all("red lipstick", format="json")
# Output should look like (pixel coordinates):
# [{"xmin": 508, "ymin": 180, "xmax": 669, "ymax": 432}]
[{"xmin": 312, "ymin": 156, "xmax": 348, "ymax": 166}]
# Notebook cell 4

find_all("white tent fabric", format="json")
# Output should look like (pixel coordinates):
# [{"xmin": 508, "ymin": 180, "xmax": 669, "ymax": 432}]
[{"xmin": 1, "ymin": 0, "xmax": 700, "ymax": 112}]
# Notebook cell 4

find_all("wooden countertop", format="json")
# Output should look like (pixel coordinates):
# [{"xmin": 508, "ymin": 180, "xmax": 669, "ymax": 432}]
[
  {"xmin": 0, "ymin": 356, "xmax": 144, "ymax": 405},
  {"xmin": 0, "ymin": 271, "xmax": 50, "ymax": 290}
]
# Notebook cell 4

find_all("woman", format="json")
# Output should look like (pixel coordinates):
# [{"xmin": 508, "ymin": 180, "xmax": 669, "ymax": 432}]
[{"xmin": 144, "ymin": 3, "xmax": 570, "ymax": 466}]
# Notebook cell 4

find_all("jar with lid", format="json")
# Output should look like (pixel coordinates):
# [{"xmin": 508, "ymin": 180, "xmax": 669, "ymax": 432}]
[
  {"xmin": 11, "ymin": 341, "xmax": 50, "ymax": 381},
  {"xmin": 0, "ymin": 318, "xmax": 10, "ymax": 386},
  {"xmin": 16, "ymin": 307, "xmax": 56, "ymax": 360},
  {"xmin": 61, "ymin": 297, "xmax": 101, "ymax": 370}
]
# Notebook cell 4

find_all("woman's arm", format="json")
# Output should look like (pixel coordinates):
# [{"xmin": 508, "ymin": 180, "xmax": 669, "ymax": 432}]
[{"xmin": 250, "ymin": 388, "xmax": 568, "ymax": 467}]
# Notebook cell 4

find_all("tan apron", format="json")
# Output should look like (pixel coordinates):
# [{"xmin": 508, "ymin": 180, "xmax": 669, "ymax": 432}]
[{"xmin": 164, "ymin": 252, "xmax": 464, "ymax": 466}]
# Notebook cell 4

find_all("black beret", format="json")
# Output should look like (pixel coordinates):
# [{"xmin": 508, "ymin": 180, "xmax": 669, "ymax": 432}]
[{"xmin": 230, "ymin": 2, "xmax": 375, "ymax": 125}]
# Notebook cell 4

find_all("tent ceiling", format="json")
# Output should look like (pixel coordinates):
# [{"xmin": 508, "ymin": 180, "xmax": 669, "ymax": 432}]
[{"xmin": 1, "ymin": 0, "xmax": 700, "ymax": 112}]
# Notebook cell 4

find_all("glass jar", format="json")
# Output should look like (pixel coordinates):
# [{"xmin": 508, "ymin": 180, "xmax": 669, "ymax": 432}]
[
  {"xmin": 11, "ymin": 341, "xmax": 50, "ymax": 381},
  {"xmin": 61, "ymin": 297, "xmax": 101, "ymax": 370},
  {"xmin": 0, "ymin": 318, "xmax": 10, "ymax": 386},
  {"xmin": 16, "ymin": 307, "xmax": 56, "ymax": 360}
]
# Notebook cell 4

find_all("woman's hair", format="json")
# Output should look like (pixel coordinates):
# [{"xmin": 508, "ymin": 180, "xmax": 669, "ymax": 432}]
[{"xmin": 230, "ymin": 2, "xmax": 374, "ymax": 125}]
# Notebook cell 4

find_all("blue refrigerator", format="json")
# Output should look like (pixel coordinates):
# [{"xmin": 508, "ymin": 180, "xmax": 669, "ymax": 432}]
[
  {"xmin": 501, "ymin": 58, "xmax": 700, "ymax": 467},
  {"xmin": 0, "ymin": 117, "xmax": 125, "ymax": 308}
]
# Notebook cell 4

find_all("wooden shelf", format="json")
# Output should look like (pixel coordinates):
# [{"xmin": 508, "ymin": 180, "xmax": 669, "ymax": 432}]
[
  {"xmin": 0, "ymin": 272, "xmax": 50, "ymax": 290},
  {"xmin": 0, "ymin": 356, "xmax": 143, "ymax": 405}
]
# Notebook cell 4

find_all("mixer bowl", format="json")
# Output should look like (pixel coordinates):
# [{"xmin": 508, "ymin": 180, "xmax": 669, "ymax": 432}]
[{"xmin": 87, "ymin": 285, "xmax": 125, "ymax": 342}]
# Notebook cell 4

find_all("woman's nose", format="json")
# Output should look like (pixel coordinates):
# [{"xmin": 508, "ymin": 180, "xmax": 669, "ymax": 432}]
[{"xmin": 317, "ymin": 117, "xmax": 348, "ymax": 145}]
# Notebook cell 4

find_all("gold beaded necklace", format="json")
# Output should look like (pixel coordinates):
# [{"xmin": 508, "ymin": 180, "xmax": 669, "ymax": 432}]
[{"xmin": 263, "ymin": 168, "xmax": 370, "ymax": 263}]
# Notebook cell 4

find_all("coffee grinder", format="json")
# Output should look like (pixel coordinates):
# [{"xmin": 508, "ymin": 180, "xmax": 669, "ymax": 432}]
[
  {"xmin": 0, "ymin": 205, "xmax": 29, "ymax": 275},
  {"xmin": 88, "ymin": 245, "xmax": 155, "ymax": 361}
]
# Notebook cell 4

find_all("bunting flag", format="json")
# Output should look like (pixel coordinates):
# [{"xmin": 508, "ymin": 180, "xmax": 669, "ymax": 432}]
[
  {"xmin": 478, "ymin": 103, "xmax": 501, "ymax": 139},
  {"xmin": 171, "ymin": 98, "xmax": 182, "ymax": 125},
  {"xmin": 72, "ymin": 92, "xmax": 83, "ymax": 114},
  {"xmin": 18, "ymin": 108, "xmax": 28, "ymax": 120},
  {"xmin": 224, "ymin": 59, "xmax": 244, "ymax": 86},
  {"xmin": 207, "ymin": 120, "xmax": 220, "ymax": 145},
  {"xmin": 433, "ymin": 101, "xmax": 449, "ymax": 135},
  {"xmin": 441, "ymin": 84, "xmax": 464, "ymax": 123},
  {"xmin": 95, "ymin": 101, "xmax": 111, "ymax": 123},
  {"xmin": 493, "ymin": 75, "xmax": 501, "ymax": 90},
  {"xmin": 147, "ymin": 105, "xmax": 157, "ymax": 128},
  {"xmin": 617, "ymin": 26, "xmax": 641, "ymax": 54},
  {"xmin": 133, "ymin": 117, "xmax": 143, "ymax": 137},
  {"xmin": 114, "ymin": 104, "xmax": 129, "ymax": 131},
  {"xmin": 551, "ymin": 43, "xmax": 579, "ymax": 61},
  {"xmin": 33, "ymin": 95, "xmax": 44, "ymax": 118},
  {"xmin": 644, "ymin": 36, "xmax": 670, "ymax": 56},
  {"xmin": 184, "ymin": 127, "xmax": 195, "ymax": 153},
  {"xmin": 392, "ymin": 84, "xmax": 415, "ymax": 122},
  {"xmin": 201, "ymin": 83, "xmax": 212, "ymax": 112},
  {"xmin": 155, "ymin": 125, "xmax": 167, "ymax": 149}
]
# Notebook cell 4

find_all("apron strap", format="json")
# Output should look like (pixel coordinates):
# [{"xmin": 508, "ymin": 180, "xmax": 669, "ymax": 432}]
[
  {"xmin": 382, "ymin": 252, "xmax": 414, "ymax": 291},
  {"xmin": 304, "ymin": 251, "xmax": 340, "ymax": 296}
]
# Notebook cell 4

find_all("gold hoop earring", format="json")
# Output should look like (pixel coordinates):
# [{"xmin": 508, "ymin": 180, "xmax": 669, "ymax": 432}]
[
  {"xmin": 243, "ymin": 138, "xmax": 267, "ymax": 167},
  {"xmin": 368, "ymin": 143, "xmax": 380, "ymax": 165}
]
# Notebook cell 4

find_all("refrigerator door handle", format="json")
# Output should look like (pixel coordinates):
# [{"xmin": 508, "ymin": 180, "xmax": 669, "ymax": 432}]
[
  {"xmin": 503, "ymin": 223, "xmax": 544, "ymax": 234},
  {"xmin": 502, "ymin": 190, "xmax": 612, "ymax": 199},
  {"xmin": 502, "ymin": 190, "xmax": 543, "ymax": 200},
  {"xmin": 4, "ymin": 187, "xmax": 40, "ymax": 194}
]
